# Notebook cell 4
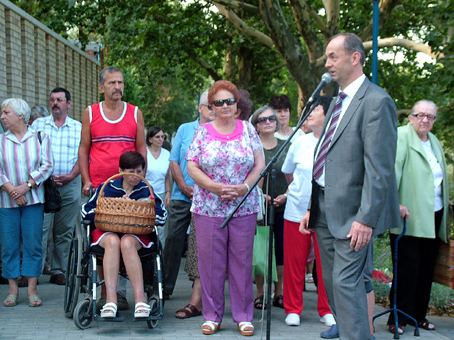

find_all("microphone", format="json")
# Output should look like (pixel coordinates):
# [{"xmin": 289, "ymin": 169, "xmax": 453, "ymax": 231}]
[{"xmin": 306, "ymin": 73, "xmax": 332, "ymax": 107}]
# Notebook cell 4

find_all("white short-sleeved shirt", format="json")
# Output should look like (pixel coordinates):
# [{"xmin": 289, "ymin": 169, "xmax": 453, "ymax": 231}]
[
  {"xmin": 145, "ymin": 147, "xmax": 170, "ymax": 194},
  {"xmin": 274, "ymin": 126, "xmax": 304, "ymax": 143},
  {"xmin": 281, "ymin": 133, "xmax": 318, "ymax": 222}
]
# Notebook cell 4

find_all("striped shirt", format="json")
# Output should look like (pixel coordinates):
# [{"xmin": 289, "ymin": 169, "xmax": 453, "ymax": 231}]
[
  {"xmin": 32, "ymin": 115, "xmax": 82, "ymax": 176},
  {"xmin": 0, "ymin": 127, "xmax": 54, "ymax": 208}
]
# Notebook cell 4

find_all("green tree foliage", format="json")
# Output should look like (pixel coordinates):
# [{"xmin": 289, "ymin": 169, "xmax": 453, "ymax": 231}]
[
  {"xmin": 12, "ymin": 0, "xmax": 454, "ymax": 142},
  {"xmin": 11, "ymin": 0, "xmax": 104, "ymax": 46}
]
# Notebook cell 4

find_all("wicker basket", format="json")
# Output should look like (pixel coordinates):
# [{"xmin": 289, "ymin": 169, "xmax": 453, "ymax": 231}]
[{"xmin": 94, "ymin": 173, "xmax": 156, "ymax": 235}]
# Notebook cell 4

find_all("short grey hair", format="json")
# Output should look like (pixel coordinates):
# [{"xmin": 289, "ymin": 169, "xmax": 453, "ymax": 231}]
[
  {"xmin": 30, "ymin": 106, "xmax": 50, "ymax": 120},
  {"xmin": 2, "ymin": 98, "xmax": 31, "ymax": 123},
  {"xmin": 331, "ymin": 33, "xmax": 366, "ymax": 66},
  {"xmin": 99, "ymin": 66, "xmax": 123, "ymax": 85},
  {"xmin": 199, "ymin": 91, "xmax": 209, "ymax": 106},
  {"xmin": 250, "ymin": 105, "xmax": 281, "ymax": 132},
  {"xmin": 411, "ymin": 100, "xmax": 437, "ymax": 115}
]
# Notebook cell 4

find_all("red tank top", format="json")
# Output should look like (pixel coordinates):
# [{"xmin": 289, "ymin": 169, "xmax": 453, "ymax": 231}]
[{"xmin": 89, "ymin": 102, "xmax": 137, "ymax": 188}]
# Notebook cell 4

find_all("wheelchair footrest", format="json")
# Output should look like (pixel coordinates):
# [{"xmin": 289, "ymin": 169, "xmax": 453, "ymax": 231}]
[
  {"xmin": 94, "ymin": 314, "xmax": 125, "ymax": 322},
  {"xmin": 133, "ymin": 314, "xmax": 164, "ymax": 322}
]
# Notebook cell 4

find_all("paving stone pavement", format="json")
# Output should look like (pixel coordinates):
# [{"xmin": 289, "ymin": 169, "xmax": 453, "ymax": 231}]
[{"xmin": 0, "ymin": 259, "xmax": 453, "ymax": 340}]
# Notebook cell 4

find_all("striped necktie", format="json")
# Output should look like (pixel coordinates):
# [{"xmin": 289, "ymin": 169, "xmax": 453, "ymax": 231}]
[{"xmin": 313, "ymin": 92, "xmax": 347, "ymax": 180}]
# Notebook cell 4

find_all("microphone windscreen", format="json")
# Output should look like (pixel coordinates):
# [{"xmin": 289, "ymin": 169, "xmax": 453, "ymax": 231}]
[{"xmin": 321, "ymin": 73, "xmax": 332, "ymax": 84}]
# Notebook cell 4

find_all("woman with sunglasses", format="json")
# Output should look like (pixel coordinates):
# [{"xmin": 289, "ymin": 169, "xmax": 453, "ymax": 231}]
[
  {"xmin": 250, "ymin": 106, "xmax": 288, "ymax": 311},
  {"xmin": 187, "ymin": 80, "xmax": 265, "ymax": 336}
]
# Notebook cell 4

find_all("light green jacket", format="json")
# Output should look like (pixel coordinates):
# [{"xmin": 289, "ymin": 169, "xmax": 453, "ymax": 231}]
[{"xmin": 390, "ymin": 123, "xmax": 450, "ymax": 242}]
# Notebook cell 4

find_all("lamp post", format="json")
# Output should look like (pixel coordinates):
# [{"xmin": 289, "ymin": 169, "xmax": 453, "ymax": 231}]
[{"xmin": 372, "ymin": 0, "xmax": 379, "ymax": 84}]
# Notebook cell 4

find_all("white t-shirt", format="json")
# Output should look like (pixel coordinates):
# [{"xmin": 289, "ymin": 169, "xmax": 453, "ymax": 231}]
[
  {"xmin": 281, "ymin": 133, "xmax": 318, "ymax": 222},
  {"xmin": 274, "ymin": 126, "xmax": 304, "ymax": 143},
  {"xmin": 145, "ymin": 147, "xmax": 170, "ymax": 194}
]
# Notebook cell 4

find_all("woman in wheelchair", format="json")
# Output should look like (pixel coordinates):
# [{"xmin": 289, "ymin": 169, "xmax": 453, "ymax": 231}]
[{"xmin": 81, "ymin": 151, "xmax": 166, "ymax": 318}]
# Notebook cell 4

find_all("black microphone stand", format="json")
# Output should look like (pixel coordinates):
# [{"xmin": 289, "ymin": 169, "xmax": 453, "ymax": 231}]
[{"xmin": 221, "ymin": 100, "xmax": 319, "ymax": 340}]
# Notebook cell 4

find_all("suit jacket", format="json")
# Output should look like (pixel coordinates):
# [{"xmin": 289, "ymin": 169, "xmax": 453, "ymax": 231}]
[
  {"xmin": 309, "ymin": 77, "xmax": 400, "ymax": 239},
  {"xmin": 390, "ymin": 123, "xmax": 450, "ymax": 242}
]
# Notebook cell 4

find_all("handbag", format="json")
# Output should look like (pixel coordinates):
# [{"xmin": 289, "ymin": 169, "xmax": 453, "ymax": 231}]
[
  {"xmin": 433, "ymin": 205, "xmax": 454, "ymax": 289},
  {"xmin": 252, "ymin": 225, "xmax": 278, "ymax": 282},
  {"xmin": 433, "ymin": 238, "xmax": 454, "ymax": 289},
  {"xmin": 256, "ymin": 186, "xmax": 265, "ymax": 222},
  {"xmin": 37, "ymin": 132, "xmax": 62, "ymax": 213}
]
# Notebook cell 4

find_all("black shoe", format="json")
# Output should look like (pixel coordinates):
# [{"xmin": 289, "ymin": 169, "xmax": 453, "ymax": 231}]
[
  {"xmin": 320, "ymin": 324, "xmax": 339, "ymax": 339},
  {"xmin": 49, "ymin": 273, "xmax": 66, "ymax": 285}
]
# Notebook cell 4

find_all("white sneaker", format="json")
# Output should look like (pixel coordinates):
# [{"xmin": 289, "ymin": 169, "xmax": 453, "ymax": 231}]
[
  {"xmin": 285, "ymin": 313, "xmax": 300, "ymax": 326},
  {"xmin": 320, "ymin": 313, "xmax": 336, "ymax": 326}
]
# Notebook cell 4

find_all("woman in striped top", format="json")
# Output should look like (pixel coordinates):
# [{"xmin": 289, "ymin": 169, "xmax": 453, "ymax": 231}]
[{"xmin": 0, "ymin": 98, "xmax": 53, "ymax": 308}]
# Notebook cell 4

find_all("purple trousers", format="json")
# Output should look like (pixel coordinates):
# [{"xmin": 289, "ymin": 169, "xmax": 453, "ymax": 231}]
[{"xmin": 194, "ymin": 213, "xmax": 256, "ymax": 323}]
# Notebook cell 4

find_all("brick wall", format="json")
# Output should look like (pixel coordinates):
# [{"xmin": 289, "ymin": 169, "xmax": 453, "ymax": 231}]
[{"xmin": 0, "ymin": 0, "xmax": 100, "ymax": 122}]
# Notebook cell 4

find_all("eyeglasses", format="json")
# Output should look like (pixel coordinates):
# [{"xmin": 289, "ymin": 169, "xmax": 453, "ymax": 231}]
[
  {"xmin": 154, "ymin": 135, "xmax": 165, "ymax": 139},
  {"xmin": 201, "ymin": 104, "xmax": 212, "ymax": 110},
  {"xmin": 257, "ymin": 115, "xmax": 277, "ymax": 124},
  {"xmin": 212, "ymin": 98, "xmax": 236, "ymax": 107},
  {"xmin": 412, "ymin": 113, "xmax": 437, "ymax": 121},
  {"xmin": 50, "ymin": 98, "xmax": 66, "ymax": 103}
]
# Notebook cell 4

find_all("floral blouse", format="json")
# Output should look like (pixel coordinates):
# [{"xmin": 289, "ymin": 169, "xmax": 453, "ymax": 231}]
[{"xmin": 186, "ymin": 119, "xmax": 262, "ymax": 218}]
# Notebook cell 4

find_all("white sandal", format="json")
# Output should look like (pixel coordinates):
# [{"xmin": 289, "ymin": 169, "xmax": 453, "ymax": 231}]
[
  {"xmin": 202, "ymin": 321, "xmax": 221, "ymax": 335},
  {"xmin": 238, "ymin": 322, "xmax": 254, "ymax": 336},
  {"xmin": 134, "ymin": 302, "xmax": 151, "ymax": 318},
  {"xmin": 100, "ymin": 302, "xmax": 117, "ymax": 318}
]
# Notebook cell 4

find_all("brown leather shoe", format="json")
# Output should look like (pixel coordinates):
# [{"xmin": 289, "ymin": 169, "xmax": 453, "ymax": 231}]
[
  {"xmin": 388, "ymin": 323, "xmax": 404, "ymax": 335},
  {"xmin": 49, "ymin": 274, "xmax": 66, "ymax": 285},
  {"xmin": 418, "ymin": 319, "xmax": 435, "ymax": 331}
]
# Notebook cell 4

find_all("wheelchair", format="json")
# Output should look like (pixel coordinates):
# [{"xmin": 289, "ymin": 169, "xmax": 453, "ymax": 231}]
[{"xmin": 64, "ymin": 217, "xmax": 165, "ymax": 330}]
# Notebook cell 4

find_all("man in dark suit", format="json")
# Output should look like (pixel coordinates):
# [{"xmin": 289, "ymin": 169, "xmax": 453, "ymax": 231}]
[{"xmin": 300, "ymin": 33, "xmax": 400, "ymax": 339}]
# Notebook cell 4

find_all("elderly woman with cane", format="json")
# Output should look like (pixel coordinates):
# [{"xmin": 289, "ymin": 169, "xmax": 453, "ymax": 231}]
[{"xmin": 387, "ymin": 100, "xmax": 450, "ymax": 335}]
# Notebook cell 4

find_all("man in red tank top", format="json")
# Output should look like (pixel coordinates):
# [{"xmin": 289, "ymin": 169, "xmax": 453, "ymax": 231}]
[
  {"xmin": 78, "ymin": 67, "xmax": 147, "ymax": 196},
  {"xmin": 78, "ymin": 67, "xmax": 147, "ymax": 311}
]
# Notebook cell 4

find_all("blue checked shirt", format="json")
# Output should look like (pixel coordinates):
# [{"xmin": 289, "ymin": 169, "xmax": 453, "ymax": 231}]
[{"xmin": 32, "ymin": 115, "xmax": 82, "ymax": 176}]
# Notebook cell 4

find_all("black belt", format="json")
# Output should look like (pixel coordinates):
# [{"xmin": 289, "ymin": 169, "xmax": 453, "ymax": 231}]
[{"xmin": 315, "ymin": 182, "xmax": 325, "ymax": 192}]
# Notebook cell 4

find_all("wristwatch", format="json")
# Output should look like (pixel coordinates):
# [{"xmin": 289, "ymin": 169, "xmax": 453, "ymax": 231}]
[{"xmin": 26, "ymin": 181, "xmax": 32, "ymax": 190}]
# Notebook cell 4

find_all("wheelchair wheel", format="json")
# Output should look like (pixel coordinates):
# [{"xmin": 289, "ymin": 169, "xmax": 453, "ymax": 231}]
[
  {"xmin": 64, "ymin": 238, "xmax": 81, "ymax": 318},
  {"xmin": 74, "ymin": 299, "xmax": 93, "ymax": 329},
  {"xmin": 146, "ymin": 298, "xmax": 159, "ymax": 329}
]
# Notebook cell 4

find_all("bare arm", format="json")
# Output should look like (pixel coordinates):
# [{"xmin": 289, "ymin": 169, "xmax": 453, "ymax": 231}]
[
  {"xmin": 135, "ymin": 109, "xmax": 147, "ymax": 171},
  {"xmin": 170, "ymin": 161, "xmax": 193, "ymax": 199},
  {"xmin": 187, "ymin": 160, "xmax": 227, "ymax": 197},
  {"xmin": 78, "ymin": 108, "xmax": 92, "ymax": 196},
  {"xmin": 164, "ymin": 168, "xmax": 171, "ymax": 207},
  {"xmin": 208, "ymin": 149, "xmax": 266, "ymax": 201},
  {"xmin": 54, "ymin": 161, "xmax": 80, "ymax": 186},
  {"xmin": 299, "ymin": 211, "xmax": 311, "ymax": 235}
]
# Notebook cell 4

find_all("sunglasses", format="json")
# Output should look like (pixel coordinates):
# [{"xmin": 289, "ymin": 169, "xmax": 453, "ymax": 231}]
[
  {"xmin": 257, "ymin": 115, "xmax": 277, "ymax": 124},
  {"xmin": 212, "ymin": 98, "xmax": 237, "ymax": 107}
]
